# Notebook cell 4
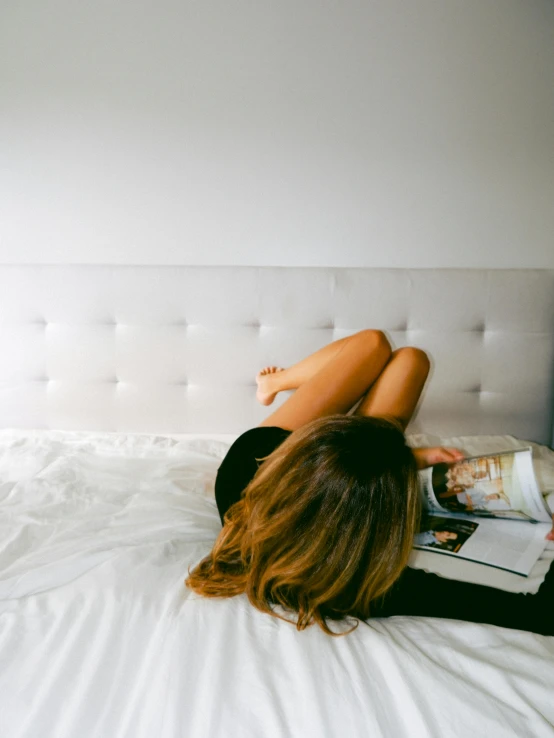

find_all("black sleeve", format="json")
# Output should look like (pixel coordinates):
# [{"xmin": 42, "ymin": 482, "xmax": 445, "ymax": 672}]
[
  {"xmin": 373, "ymin": 562, "xmax": 554, "ymax": 636},
  {"xmin": 214, "ymin": 427, "xmax": 291, "ymax": 524}
]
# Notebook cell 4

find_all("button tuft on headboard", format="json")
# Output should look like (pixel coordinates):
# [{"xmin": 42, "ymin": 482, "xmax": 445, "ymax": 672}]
[{"xmin": 1, "ymin": 265, "xmax": 552, "ymax": 443}]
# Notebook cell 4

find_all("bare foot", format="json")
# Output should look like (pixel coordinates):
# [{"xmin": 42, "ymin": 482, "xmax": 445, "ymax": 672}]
[{"xmin": 256, "ymin": 366, "xmax": 285, "ymax": 405}]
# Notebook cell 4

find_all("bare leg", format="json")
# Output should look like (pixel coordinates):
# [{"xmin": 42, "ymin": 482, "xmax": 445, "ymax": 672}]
[
  {"xmin": 259, "ymin": 330, "xmax": 392, "ymax": 431},
  {"xmin": 354, "ymin": 348, "xmax": 430, "ymax": 430},
  {"xmin": 256, "ymin": 334, "xmax": 355, "ymax": 405}
]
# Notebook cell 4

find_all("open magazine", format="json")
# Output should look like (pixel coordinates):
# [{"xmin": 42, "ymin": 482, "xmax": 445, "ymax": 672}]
[{"xmin": 415, "ymin": 448, "xmax": 552, "ymax": 576}]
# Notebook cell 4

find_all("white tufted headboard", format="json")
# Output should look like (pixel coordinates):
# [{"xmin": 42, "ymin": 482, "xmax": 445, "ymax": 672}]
[{"xmin": 0, "ymin": 266, "xmax": 552, "ymax": 444}]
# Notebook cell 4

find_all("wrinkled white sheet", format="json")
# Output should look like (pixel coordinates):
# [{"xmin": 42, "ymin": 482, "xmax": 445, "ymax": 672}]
[{"xmin": 0, "ymin": 430, "xmax": 553, "ymax": 738}]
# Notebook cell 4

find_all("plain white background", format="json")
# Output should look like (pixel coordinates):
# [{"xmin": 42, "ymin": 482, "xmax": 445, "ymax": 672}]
[{"xmin": 1, "ymin": 0, "xmax": 553, "ymax": 268}]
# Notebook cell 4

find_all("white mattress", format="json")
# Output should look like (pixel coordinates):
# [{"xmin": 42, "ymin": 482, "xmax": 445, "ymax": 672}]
[{"xmin": 0, "ymin": 429, "xmax": 553, "ymax": 738}]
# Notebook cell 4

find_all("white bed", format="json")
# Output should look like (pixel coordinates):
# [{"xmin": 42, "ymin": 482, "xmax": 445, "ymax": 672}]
[
  {"xmin": 0, "ymin": 266, "xmax": 553, "ymax": 737},
  {"xmin": 0, "ymin": 429, "xmax": 553, "ymax": 738}
]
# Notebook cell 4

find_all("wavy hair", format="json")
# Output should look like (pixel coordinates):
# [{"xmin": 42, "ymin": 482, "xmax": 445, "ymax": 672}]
[{"xmin": 186, "ymin": 415, "xmax": 419, "ymax": 635}]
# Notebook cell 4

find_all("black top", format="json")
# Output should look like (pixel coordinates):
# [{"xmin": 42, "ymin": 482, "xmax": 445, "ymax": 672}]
[
  {"xmin": 215, "ymin": 426, "xmax": 291, "ymax": 523},
  {"xmin": 214, "ymin": 426, "xmax": 554, "ymax": 635}
]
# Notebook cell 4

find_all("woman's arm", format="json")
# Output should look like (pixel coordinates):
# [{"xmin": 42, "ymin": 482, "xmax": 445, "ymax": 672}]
[{"xmin": 376, "ymin": 561, "xmax": 554, "ymax": 635}]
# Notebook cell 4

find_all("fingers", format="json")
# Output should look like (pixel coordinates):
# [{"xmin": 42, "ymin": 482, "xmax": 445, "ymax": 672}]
[
  {"xmin": 439, "ymin": 447, "xmax": 465, "ymax": 464},
  {"xmin": 413, "ymin": 446, "xmax": 465, "ymax": 469}
]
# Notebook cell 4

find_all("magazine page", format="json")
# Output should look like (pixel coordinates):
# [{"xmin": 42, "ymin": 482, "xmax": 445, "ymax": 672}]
[
  {"xmin": 419, "ymin": 467, "xmax": 444, "ymax": 514},
  {"xmin": 414, "ymin": 514, "xmax": 551, "ymax": 576},
  {"xmin": 418, "ymin": 448, "xmax": 551, "ymax": 523}
]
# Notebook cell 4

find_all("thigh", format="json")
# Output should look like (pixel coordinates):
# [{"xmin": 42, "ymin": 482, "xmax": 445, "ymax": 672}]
[
  {"xmin": 355, "ymin": 347, "xmax": 430, "ymax": 431},
  {"xmin": 259, "ymin": 330, "xmax": 391, "ymax": 431}
]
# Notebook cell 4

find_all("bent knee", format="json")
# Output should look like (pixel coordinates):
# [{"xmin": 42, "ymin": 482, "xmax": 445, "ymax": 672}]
[
  {"xmin": 355, "ymin": 329, "xmax": 391, "ymax": 357},
  {"xmin": 394, "ymin": 347, "xmax": 431, "ymax": 372}
]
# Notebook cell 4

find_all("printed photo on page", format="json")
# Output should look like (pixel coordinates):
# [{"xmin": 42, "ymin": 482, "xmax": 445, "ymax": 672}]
[
  {"xmin": 419, "ymin": 448, "xmax": 551, "ymax": 523},
  {"xmin": 414, "ymin": 514, "xmax": 551, "ymax": 576}
]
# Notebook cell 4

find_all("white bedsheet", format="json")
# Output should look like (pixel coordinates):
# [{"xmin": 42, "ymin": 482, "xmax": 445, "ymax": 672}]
[{"xmin": 0, "ymin": 430, "xmax": 553, "ymax": 738}]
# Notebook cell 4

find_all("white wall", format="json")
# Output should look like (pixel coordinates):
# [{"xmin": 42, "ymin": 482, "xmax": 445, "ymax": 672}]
[{"xmin": 1, "ymin": 0, "xmax": 553, "ymax": 268}]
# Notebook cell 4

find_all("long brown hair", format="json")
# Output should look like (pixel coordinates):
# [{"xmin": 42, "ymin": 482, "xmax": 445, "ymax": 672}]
[{"xmin": 186, "ymin": 415, "xmax": 419, "ymax": 635}]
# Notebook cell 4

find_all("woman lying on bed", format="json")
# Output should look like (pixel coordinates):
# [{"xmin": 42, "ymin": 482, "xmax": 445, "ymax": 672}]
[{"xmin": 186, "ymin": 330, "xmax": 554, "ymax": 636}]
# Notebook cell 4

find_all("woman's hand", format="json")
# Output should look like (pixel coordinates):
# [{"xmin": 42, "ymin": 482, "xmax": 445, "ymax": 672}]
[{"xmin": 412, "ymin": 447, "xmax": 465, "ymax": 470}]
